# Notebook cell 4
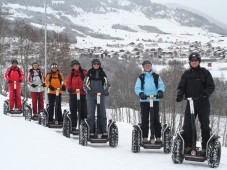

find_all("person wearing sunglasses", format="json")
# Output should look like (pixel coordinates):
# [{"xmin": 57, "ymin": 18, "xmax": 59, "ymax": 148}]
[
  {"xmin": 176, "ymin": 52, "xmax": 215, "ymax": 156},
  {"xmin": 83, "ymin": 58, "xmax": 110, "ymax": 138}
]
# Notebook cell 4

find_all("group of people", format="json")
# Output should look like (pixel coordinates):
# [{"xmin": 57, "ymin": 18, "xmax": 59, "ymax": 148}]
[
  {"xmin": 5, "ymin": 52, "xmax": 215, "ymax": 155},
  {"xmin": 4, "ymin": 58, "xmax": 111, "ymax": 138}
]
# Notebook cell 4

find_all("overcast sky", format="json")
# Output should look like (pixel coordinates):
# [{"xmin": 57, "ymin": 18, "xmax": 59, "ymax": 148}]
[{"xmin": 151, "ymin": 0, "xmax": 227, "ymax": 25}]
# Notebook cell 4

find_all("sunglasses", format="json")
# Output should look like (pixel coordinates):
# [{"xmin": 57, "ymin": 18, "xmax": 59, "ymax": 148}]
[
  {"xmin": 191, "ymin": 59, "xmax": 199, "ymax": 62},
  {"xmin": 93, "ymin": 63, "xmax": 100, "ymax": 65},
  {"xmin": 144, "ymin": 64, "xmax": 152, "ymax": 67},
  {"xmin": 51, "ymin": 65, "xmax": 58, "ymax": 68}
]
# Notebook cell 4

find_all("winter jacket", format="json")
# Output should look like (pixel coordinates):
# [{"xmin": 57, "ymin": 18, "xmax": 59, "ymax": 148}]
[
  {"xmin": 84, "ymin": 67, "xmax": 110, "ymax": 94},
  {"xmin": 5, "ymin": 66, "xmax": 24, "ymax": 82},
  {"xmin": 177, "ymin": 66, "xmax": 215, "ymax": 98},
  {"xmin": 45, "ymin": 70, "xmax": 65, "ymax": 94},
  {"xmin": 66, "ymin": 69, "xmax": 87, "ymax": 95},
  {"xmin": 27, "ymin": 69, "xmax": 45, "ymax": 92},
  {"xmin": 135, "ymin": 71, "xmax": 165, "ymax": 102}
]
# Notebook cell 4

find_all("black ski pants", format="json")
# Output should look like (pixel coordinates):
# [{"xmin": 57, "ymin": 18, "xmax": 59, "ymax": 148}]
[
  {"xmin": 140, "ymin": 101, "xmax": 162, "ymax": 139},
  {"xmin": 48, "ymin": 93, "xmax": 63, "ymax": 122},
  {"xmin": 69, "ymin": 94, "xmax": 87, "ymax": 128},
  {"xmin": 182, "ymin": 98, "xmax": 211, "ymax": 149}
]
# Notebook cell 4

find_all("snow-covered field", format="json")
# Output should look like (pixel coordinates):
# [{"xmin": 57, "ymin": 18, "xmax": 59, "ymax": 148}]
[{"xmin": 0, "ymin": 94, "xmax": 227, "ymax": 170}]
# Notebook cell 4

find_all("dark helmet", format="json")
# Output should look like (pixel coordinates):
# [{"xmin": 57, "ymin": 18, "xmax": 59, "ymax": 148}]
[
  {"xmin": 32, "ymin": 62, "xmax": 39, "ymax": 67},
  {"xmin": 71, "ymin": 60, "xmax": 80, "ymax": 67},
  {"xmin": 92, "ymin": 58, "xmax": 101, "ymax": 66},
  {"xmin": 142, "ymin": 60, "xmax": 152, "ymax": 66},
  {"xmin": 11, "ymin": 59, "xmax": 18, "ymax": 64},
  {"xmin": 189, "ymin": 52, "xmax": 201, "ymax": 62},
  {"xmin": 50, "ymin": 62, "xmax": 58, "ymax": 68}
]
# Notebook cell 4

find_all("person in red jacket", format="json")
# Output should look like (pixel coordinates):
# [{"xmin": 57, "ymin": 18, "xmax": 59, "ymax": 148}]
[
  {"xmin": 66, "ymin": 60, "xmax": 87, "ymax": 132},
  {"xmin": 4, "ymin": 59, "xmax": 24, "ymax": 111}
]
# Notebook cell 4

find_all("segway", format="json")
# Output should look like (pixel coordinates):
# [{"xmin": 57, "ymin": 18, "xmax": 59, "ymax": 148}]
[
  {"xmin": 172, "ymin": 97, "xmax": 221, "ymax": 168},
  {"xmin": 9, "ymin": 81, "xmax": 23, "ymax": 115},
  {"xmin": 38, "ymin": 103, "xmax": 49, "ymax": 127},
  {"xmin": 47, "ymin": 88, "xmax": 63, "ymax": 128},
  {"xmin": 3, "ymin": 100, "xmax": 9, "ymax": 115},
  {"xmin": 63, "ymin": 89, "xmax": 80, "ymax": 138},
  {"xmin": 79, "ymin": 93, "xmax": 118, "ymax": 147},
  {"xmin": 23, "ymin": 83, "xmax": 32, "ymax": 121},
  {"xmin": 132, "ymin": 95, "xmax": 172, "ymax": 153}
]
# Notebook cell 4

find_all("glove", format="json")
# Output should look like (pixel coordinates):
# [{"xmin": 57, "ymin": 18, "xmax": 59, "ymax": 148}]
[
  {"xmin": 8, "ymin": 80, "xmax": 13, "ymax": 83},
  {"xmin": 61, "ymin": 84, "xmax": 66, "ymax": 91},
  {"xmin": 176, "ymin": 95, "xmax": 183, "ymax": 102},
  {"xmin": 156, "ymin": 90, "xmax": 164, "ymax": 99},
  {"xmin": 67, "ymin": 88, "xmax": 72, "ymax": 94},
  {"xmin": 49, "ymin": 85, "xmax": 55, "ymax": 91},
  {"xmin": 103, "ymin": 90, "xmax": 109, "ymax": 96},
  {"xmin": 139, "ymin": 92, "xmax": 147, "ymax": 100},
  {"xmin": 31, "ymin": 84, "xmax": 37, "ymax": 88},
  {"xmin": 19, "ymin": 80, "xmax": 22, "ymax": 83},
  {"xmin": 88, "ymin": 91, "xmax": 95, "ymax": 96},
  {"xmin": 42, "ymin": 83, "xmax": 46, "ymax": 87}
]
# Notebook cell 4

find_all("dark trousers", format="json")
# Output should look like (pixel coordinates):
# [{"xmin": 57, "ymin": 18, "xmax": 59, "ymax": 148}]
[
  {"xmin": 48, "ymin": 93, "xmax": 63, "ymax": 122},
  {"xmin": 182, "ymin": 99, "xmax": 211, "ymax": 149},
  {"xmin": 140, "ymin": 101, "xmax": 162, "ymax": 139},
  {"xmin": 69, "ymin": 94, "xmax": 87, "ymax": 128}
]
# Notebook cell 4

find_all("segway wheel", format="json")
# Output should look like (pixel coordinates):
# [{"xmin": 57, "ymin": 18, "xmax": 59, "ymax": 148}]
[
  {"xmin": 41, "ymin": 111, "xmax": 47, "ymax": 127},
  {"xmin": 131, "ymin": 127, "xmax": 141, "ymax": 153},
  {"xmin": 63, "ymin": 116, "xmax": 70, "ymax": 138},
  {"xmin": 207, "ymin": 139, "xmax": 221, "ymax": 168},
  {"xmin": 79, "ymin": 122, "xmax": 88, "ymax": 146},
  {"xmin": 38, "ymin": 114, "xmax": 42, "ymax": 124},
  {"xmin": 163, "ymin": 126, "xmax": 172, "ymax": 153},
  {"xmin": 172, "ymin": 136, "xmax": 184, "ymax": 164},
  {"xmin": 3, "ymin": 101, "xmax": 9, "ymax": 115},
  {"xmin": 109, "ymin": 122, "xmax": 118, "ymax": 147},
  {"xmin": 24, "ymin": 106, "xmax": 32, "ymax": 121}
]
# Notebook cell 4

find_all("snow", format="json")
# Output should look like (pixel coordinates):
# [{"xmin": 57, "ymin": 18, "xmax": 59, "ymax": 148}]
[{"xmin": 0, "ymin": 94, "xmax": 227, "ymax": 170}]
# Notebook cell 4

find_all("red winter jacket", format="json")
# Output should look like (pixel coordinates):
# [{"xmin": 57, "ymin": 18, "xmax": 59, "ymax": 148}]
[
  {"xmin": 66, "ymin": 69, "xmax": 87, "ymax": 95},
  {"xmin": 5, "ymin": 66, "xmax": 24, "ymax": 82}
]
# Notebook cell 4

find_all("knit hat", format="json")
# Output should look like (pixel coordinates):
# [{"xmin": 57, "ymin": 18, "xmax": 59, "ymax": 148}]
[
  {"xmin": 71, "ymin": 60, "xmax": 80, "ymax": 67},
  {"xmin": 92, "ymin": 58, "xmax": 101, "ymax": 66},
  {"xmin": 142, "ymin": 60, "xmax": 152, "ymax": 66},
  {"xmin": 11, "ymin": 59, "xmax": 18, "ymax": 65}
]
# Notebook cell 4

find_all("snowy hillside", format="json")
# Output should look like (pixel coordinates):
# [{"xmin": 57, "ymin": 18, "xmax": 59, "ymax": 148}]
[{"xmin": 0, "ymin": 94, "xmax": 227, "ymax": 170}]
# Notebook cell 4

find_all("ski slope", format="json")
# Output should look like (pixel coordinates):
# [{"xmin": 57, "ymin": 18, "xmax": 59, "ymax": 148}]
[{"xmin": 0, "ymin": 94, "xmax": 226, "ymax": 170}]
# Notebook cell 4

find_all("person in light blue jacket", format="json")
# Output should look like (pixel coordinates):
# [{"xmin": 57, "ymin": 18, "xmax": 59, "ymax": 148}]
[{"xmin": 135, "ymin": 60, "xmax": 165, "ymax": 144}]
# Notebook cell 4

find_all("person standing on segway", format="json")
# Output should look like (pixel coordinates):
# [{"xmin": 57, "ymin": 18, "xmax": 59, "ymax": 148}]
[
  {"xmin": 176, "ymin": 52, "xmax": 215, "ymax": 156},
  {"xmin": 135, "ymin": 60, "xmax": 165, "ymax": 144},
  {"xmin": 4, "ymin": 59, "xmax": 24, "ymax": 112},
  {"xmin": 45, "ymin": 62, "xmax": 66, "ymax": 124},
  {"xmin": 66, "ymin": 60, "xmax": 87, "ymax": 132},
  {"xmin": 83, "ymin": 58, "xmax": 110, "ymax": 138},
  {"xmin": 27, "ymin": 62, "xmax": 45, "ymax": 117}
]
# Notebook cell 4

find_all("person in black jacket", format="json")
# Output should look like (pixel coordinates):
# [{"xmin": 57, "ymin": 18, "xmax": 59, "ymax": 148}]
[{"xmin": 176, "ymin": 52, "xmax": 215, "ymax": 156}]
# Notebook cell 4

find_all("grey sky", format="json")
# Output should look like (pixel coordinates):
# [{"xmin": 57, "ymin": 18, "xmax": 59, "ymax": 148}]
[{"xmin": 151, "ymin": 0, "xmax": 227, "ymax": 25}]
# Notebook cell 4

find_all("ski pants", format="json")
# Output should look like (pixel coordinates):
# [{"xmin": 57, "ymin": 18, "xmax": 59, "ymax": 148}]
[
  {"xmin": 86, "ymin": 94, "xmax": 107, "ymax": 134},
  {"xmin": 182, "ymin": 98, "xmax": 211, "ymax": 149},
  {"xmin": 48, "ymin": 93, "xmax": 63, "ymax": 122},
  {"xmin": 31, "ymin": 91, "xmax": 44, "ymax": 115},
  {"xmin": 8, "ymin": 82, "xmax": 22, "ymax": 110},
  {"xmin": 140, "ymin": 101, "xmax": 162, "ymax": 139},
  {"xmin": 69, "ymin": 94, "xmax": 87, "ymax": 128}
]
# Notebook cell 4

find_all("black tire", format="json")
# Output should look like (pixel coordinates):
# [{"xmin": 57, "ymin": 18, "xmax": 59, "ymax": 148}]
[
  {"xmin": 38, "ymin": 114, "xmax": 42, "ymax": 124},
  {"xmin": 163, "ymin": 127, "xmax": 172, "ymax": 153},
  {"xmin": 24, "ymin": 105, "xmax": 32, "ymax": 121},
  {"xmin": 79, "ymin": 122, "xmax": 88, "ymax": 146},
  {"xmin": 131, "ymin": 127, "xmax": 140, "ymax": 153},
  {"xmin": 207, "ymin": 139, "xmax": 221, "ymax": 168},
  {"xmin": 41, "ymin": 111, "xmax": 47, "ymax": 127},
  {"xmin": 3, "ymin": 101, "xmax": 9, "ymax": 115},
  {"xmin": 172, "ymin": 136, "xmax": 184, "ymax": 164},
  {"xmin": 109, "ymin": 123, "xmax": 118, "ymax": 147},
  {"xmin": 63, "ymin": 116, "xmax": 70, "ymax": 138}
]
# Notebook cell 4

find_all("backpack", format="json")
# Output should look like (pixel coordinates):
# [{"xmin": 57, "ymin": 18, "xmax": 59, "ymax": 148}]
[
  {"xmin": 8, "ymin": 67, "xmax": 21, "ymax": 77},
  {"xmin": 29, "ymin": 69, "xmax": 43, "ymax": 83},
  {"xmin": 70, "ymin": 69, "xmax": 86, "ymax": 83},
  {"xmin": 139, "ymin": 72, "xmax": 159, "ymax": 90},
  {"xmin": 47, "ymin": 72, "xmax": 62, "ymax": 85}
]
